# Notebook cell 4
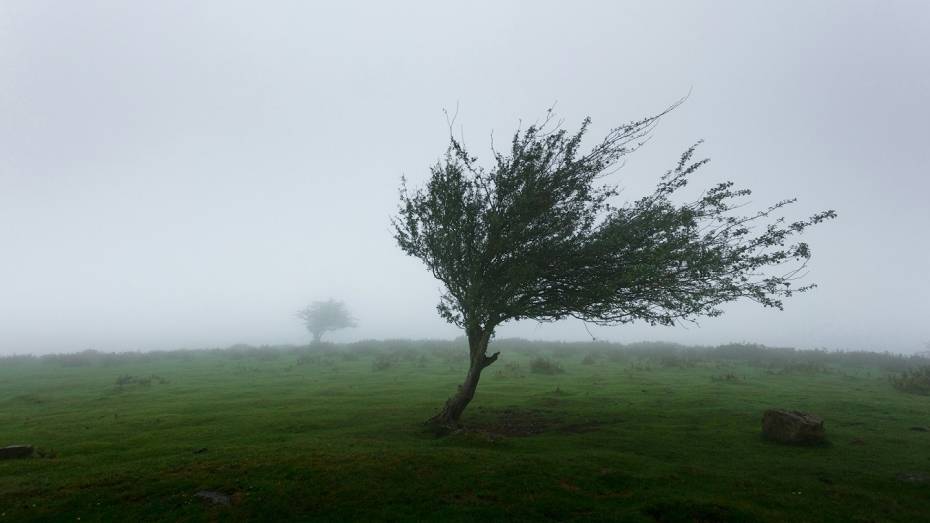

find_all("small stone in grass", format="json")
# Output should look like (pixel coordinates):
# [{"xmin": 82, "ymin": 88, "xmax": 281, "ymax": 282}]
[
  {"xmin": 195, "ymin": 491, "xmax": 231, "ymax": 506},
  {"xmin": 896, "ymin": 472, "xmax": 929, "ymax": 484}
]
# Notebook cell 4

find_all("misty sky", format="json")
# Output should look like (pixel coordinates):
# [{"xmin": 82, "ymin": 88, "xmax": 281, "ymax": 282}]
[{"xmin": 1, "ymin": 1, "xmax": 928, "ymax": 355}]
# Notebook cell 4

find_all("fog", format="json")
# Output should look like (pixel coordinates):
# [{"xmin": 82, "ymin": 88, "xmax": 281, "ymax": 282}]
[{"xmin": 1, "ymin": 1, "xmax": 928, "ymax": 355}]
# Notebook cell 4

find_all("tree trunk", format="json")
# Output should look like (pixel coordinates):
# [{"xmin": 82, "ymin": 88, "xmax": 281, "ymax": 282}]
[
  {"xmin": 427, "ymin": 328, "xmax": 499, "ymax": 432},
  {"xmin": 312, "ymin": 331, "xmax": 322, "ymax": 344}
]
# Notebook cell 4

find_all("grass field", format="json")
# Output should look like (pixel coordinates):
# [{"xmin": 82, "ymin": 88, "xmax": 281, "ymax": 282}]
[{"xmin": 1, "ymin": 341, "xmax": 928, "ymax": 522}]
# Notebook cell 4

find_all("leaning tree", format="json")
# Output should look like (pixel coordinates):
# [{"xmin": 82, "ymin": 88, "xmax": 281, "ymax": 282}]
[
  {"xmin": 393, "ymin": 105, "xmax": 835, "ymax": 429},
  {"xmin": 297, "ymin": 299, "xmax": 357, "ymax": 343}
]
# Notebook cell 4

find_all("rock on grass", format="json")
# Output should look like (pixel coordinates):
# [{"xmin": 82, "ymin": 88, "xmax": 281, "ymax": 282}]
[
  {"xmin": 195, "ymin": 491, "xmax": 231, "ymax": 506},
  {"xmin": 762, "ymin": 409, "xmax": 826, "ymax": 445},
  {"xmin": 0, "ymin": 445, "xmax": 33, "ymax": 459}
]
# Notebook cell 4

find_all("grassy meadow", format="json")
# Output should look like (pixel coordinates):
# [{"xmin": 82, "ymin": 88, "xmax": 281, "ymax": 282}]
[{"xmin": 1, "ymin": 340, "xmax": 928, "ymax": 522}]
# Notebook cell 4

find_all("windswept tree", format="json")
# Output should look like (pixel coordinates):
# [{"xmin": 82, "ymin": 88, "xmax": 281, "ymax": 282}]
[
  {"xmin": 297, "ymin": 299, "xmax": 356, "ymax": 343},
  {"xmin": 393, "ymin": 104, "xmax": 835, "ymax": 429}
]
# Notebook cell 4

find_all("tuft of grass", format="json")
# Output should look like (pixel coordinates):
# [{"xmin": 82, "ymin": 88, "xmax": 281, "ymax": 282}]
[
  {"xmin": 710, "ymin": 373, "xmax": 744, "ymax": 384},
  {"xmin": 371, "ymin": 353, "xmax": 397, "ymax": 371},
  {"xmin": 115, "ymin": 374, "xmax": 168, "ymax": 387},
  {"xmin": 529, "ymin": 357, "xmax": 564, "ymax": 375},
  {"xmin": 494, "ymin": 362, "xmax": 524, "ymax": 378}
]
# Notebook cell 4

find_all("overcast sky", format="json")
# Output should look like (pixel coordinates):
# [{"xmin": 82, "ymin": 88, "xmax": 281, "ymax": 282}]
[{"xmin": 1, "ymin": 1, "xmax": 928, "ymax": 355}]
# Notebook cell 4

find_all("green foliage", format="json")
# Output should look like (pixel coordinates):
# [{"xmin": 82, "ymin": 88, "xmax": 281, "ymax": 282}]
[
  {"xmin": 889, "ymin": 365, "xmax": 930, "ymax": 395},
  {"xmin": 114, "ymin": 374, "xmax": 168, "ymax": 387},
  {"xmin": 529, "ymin": 356, "xmax": 565, "ymax": 375},
  {"xmin": 296, "ymin": 299, "xmax": 357, "ymax": 343},
  {"xmin": 372, "ymin": 353, "xmax": 397, "ymax": 371},
  {"xmin": 711, "ymin": 372, "xmax": 744, "ymax": 384},
  {"xmin": 769, "ymin": 362, "xmax": 832, "ymax": 375},
  {"xmin": 394, "ymin": 105, "xmax": 836, "ymax": 336},
  {"xmin": 494, "ymin": 361, "xmax": 525, "ymax": 378}
]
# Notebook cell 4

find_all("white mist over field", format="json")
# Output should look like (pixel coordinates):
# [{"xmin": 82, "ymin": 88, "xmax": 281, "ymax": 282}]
[{"xmin": 1, "ymin": 1, "xmax": 928, "ymax": 355}]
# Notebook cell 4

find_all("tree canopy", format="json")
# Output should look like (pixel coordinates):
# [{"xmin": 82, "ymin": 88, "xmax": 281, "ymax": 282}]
[{"xmin": 297, "ymin": 299, "xmax": 356, "ymax": 343}]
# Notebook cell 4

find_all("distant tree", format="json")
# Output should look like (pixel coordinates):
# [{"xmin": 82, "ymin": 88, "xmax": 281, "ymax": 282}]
[
  {"xmin": 393, "ymin": 104, "xmax": 836, "ymax": 429},
  {"xmin": 297, "ymin": 299, "xmax": 356, "ymax": 343}
]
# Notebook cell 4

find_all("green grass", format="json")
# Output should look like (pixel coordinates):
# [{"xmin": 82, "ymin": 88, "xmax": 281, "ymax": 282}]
[{"xmin": 1, "ymin": 343, "xmax": 928, "ymax": 522}]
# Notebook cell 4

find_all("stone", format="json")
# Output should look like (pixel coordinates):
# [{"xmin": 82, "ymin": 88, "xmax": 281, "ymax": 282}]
[
  {"xmin": 762, "ymin": 409, "xmax": 825, "ymax": 444},
  {"xmin": 0, "ymin": 445, "xmax": 33, "ymax": 459},
  {"xmin": 194, "ymin": 490, "xmax": 231, "ymax": 506},
  {"xmin": 896, "ymin": 472, "xmax": 929, "ymax": 484}
]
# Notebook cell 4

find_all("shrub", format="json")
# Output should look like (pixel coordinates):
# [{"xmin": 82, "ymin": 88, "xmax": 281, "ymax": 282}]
[
  {"xmin": 115, "ymin": 374, "xmax": 167, "ymax": 387},
  {"xmin": 529, "ymin": 357, "xmax": 564, "ymax": 375},
  {"xmin": 296, "ymin": 353, "xmax": 322, "ymax": 366},
  {"xmin": 889, "ymin": 366, "xmax": 930, "ymax": 395},
  {"xmin": 372, "ymin": 353, "xmax": 397, "ymax": 371},
  {"xmin": 433, "ymin": 349, "xmax": 467, "ymax": 364},
  {"xmin": 626, "ymin": 361, "xmax": 655, "ymax": 372},
  {"xmin": 655, "ymin": 355, "xmax": 697, "ymax": 368},
  {"xmin": 771, "ymin": 362, "xmax": 831, "ymax": 375},
  {"xmin": 0, "ymin": 354, "xmax": 36, "ymax": 366},
  {"xmin": 711, "ymin": 373, "xmax": 743, "ymax": 383},
  {"xmin": 46, "ymin": 350, "xmax": 102, "ymax": 367},
  {"xmin": 495, "ymin": 362, "xmax": 525, "ymax": 378}
]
